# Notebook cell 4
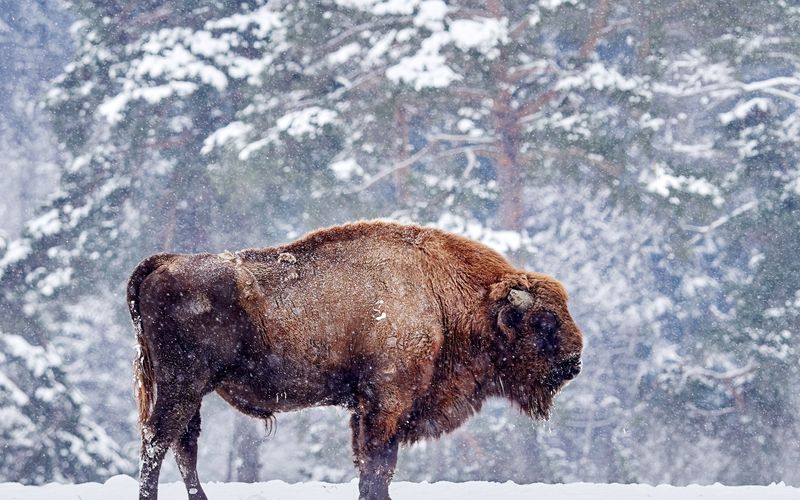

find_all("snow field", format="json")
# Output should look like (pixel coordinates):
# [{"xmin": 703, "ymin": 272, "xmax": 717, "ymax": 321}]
[{"xmin": 1, "ymin": 475, "xmax": 799, "ymax": 500}]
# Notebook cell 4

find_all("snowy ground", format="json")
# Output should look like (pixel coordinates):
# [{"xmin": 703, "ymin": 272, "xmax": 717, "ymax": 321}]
[{"xmin": 1, "ymin": 476, "xmax": 799, "ymax": 499}]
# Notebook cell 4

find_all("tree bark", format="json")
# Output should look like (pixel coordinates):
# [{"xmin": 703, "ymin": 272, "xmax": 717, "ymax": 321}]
[{"xmin": 579, "ymin": 0, "xmax": 611, "ymax": 59}]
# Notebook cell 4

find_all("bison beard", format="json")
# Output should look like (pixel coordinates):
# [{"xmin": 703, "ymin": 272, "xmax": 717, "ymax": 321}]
[{"xmin": 129, "ymin": 221, "xmax": 583, "ymax": 500}]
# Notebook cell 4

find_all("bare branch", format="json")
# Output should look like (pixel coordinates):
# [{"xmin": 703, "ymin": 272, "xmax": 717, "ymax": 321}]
[
  {"xmin": 684, "ymin": 362, "xmax": 757, "ymax": 383},
  {"xmin": 462, "ymin": 149, "xmax": 478, "ymax": 179},
  {"xmin": 506, "ymin": 61, "xmax": 557, "ymax": 82},
  {"xmin": 538, "ymin": 147, "xmax": 623, "ymax": 178},
  {"xmin": 655, "ymin": 77, "xmax": 800, "ymax": 104},
  {"xmin": 427, "ymin": 134, "xmax": 496, "ymax": 144},
  {"xmin": 516, "ymin": 88, "xmax": 558, "ymax": 121},
  {"xmin": 684, "ymin": 201, "xmax": 759, "ymax": 245},
  {"xmin": 687, "ymin": 403, "xmax": 737, "ymax": 418},
  {"xmin": 322, "ymin": 17, "xmax": 411, "ymax": 52},
  {"xmin": 353, "ymin": 143, "xmax": 438, "ymax": 193},
  {"xmin": 351, "ymin": 142, "xmax": 499, "ymax": 193},
  {"xmin": 450, "ymin": 87, "xmax": 493, "ymax": 100},
  {"xmin": 509, "ymin": 18, "xmax": 532, "ymax": 40}
]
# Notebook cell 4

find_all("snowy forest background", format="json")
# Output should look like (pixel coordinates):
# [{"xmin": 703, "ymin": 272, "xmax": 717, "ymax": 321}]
[{"xmin": 1, "ymin": 0, "xmax": 799, "ymax": 488}]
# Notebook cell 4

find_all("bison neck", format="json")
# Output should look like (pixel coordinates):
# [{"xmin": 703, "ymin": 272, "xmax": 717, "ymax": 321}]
[{"xmin": 400, "ymin": 351, "xmax": 500, "ymax": 443}]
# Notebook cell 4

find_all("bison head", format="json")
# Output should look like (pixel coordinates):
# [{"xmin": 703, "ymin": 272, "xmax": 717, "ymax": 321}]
[{"xmin": 492, "ymin": 275, "xmax": 583, "ymax": 419}]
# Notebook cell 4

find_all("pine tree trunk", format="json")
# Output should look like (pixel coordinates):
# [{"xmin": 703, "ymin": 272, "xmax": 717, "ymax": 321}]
[
  {"xmin": 493, "ymin": 134, "xmax": 523, "ymax": 231},
  {"xmin": 487, "ymin": 0, "xmax": 523, "ymax": 231},
  {"xmin": 232, "ymin": 414, "xmax": 263, "ymax": 482},
  {"xmin": 393, "ymin": 100, "xmax": 410, "ymax": 203}
]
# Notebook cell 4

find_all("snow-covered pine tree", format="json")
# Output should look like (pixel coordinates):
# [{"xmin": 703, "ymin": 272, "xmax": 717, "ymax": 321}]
[
  {"xmin": 0, "ymin": 0, "xmax": 67, "ymax": 236},
  {"xmin": 0, "ymin": 0, "xmax": 133, "ymax": 483},
  {"xmin": 632, "ymin": 0, "xmax": 800, "ymax": 484},
  {"xmin": 0, "ymin": 149, "xmax": 133, "ymax": 481},
  {"xmin": 0, "ymin": 330, "xmax": 127, "ymax": 482},
  {"xmin": 34, "ymin": 0, "xmax": 287, "ymax": 481}
]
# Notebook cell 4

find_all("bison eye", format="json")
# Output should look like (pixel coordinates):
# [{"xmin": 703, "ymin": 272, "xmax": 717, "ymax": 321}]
[{"xmin": 533, "ymin": 311, "xmax": 560, "ymax": 352}]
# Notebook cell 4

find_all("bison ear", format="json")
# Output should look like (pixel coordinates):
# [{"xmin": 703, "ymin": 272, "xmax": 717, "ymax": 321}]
[{"xmin": 497, "ymin": 289, "xmax": 533, "ymax": 340}]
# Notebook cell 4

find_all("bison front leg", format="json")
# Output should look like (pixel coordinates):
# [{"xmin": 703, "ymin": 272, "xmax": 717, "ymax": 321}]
[
  {"xmin": 353, "ymin": 396, "xmax": 405, "ymax": 500},
  {"xmin": 357, "ymin": 435, "xmax": 399, "ymax": 500},
  {"xmin": 350, "ymin": 413, "xmax": 364, "ymax": 469}
]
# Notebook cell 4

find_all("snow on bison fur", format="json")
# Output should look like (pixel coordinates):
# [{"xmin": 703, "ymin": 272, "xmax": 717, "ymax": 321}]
[{"xmin": 128, "ymin": 220, "xmax": 583, "ymax": 500}]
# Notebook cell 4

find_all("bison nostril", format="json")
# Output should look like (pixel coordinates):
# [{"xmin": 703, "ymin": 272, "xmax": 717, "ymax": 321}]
[{"xmin": 558, "ymin": 357, "xmax": 581, "ymax": 379}]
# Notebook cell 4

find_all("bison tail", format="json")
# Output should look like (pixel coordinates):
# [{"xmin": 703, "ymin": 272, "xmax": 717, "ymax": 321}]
[
  {"xmin": 134, "ymin": 326, "xmax": 156, "ymax": 428},
  {"xmin": 128, "ymin": 253, "xmax": 173, "ymax": 427}
]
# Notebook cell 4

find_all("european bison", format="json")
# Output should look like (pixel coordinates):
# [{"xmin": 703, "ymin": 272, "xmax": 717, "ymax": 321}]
[{"xmin": 129, "ymin": 220, "xmax": 582, "ymax": 500}]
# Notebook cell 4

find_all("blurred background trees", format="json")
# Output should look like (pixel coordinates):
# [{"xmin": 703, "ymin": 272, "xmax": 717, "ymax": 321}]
[{"xmin": 1, "ymin": 0, "xmax": 798, "ymax": 486}]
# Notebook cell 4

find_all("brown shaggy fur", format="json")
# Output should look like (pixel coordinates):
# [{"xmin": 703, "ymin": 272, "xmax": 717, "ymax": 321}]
[{"xmin": 128, "ymin": 220, "xmax": 582, "ymax": 500}]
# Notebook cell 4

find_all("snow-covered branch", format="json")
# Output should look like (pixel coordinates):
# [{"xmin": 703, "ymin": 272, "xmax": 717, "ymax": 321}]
[{"xmin": 684, "ymin": 201, "xmax": 759, "ymax": 244}]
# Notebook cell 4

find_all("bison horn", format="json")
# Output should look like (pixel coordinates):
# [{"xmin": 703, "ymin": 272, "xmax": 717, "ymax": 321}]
[{"xmin": 508, "ymin": 289, "xmax": 533, "ymax": 310}]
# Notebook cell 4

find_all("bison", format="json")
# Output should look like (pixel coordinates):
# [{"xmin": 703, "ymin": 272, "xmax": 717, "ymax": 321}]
[{"xmin": 128, "ymin": 220, "xmax": 582, "ymax": 500}]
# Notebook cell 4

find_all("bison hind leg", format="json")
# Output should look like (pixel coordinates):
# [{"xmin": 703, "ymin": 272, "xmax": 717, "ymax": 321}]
[
  {"xmin": 139, "ymin": 385, "xmax": 203, "ymax": 500},
  {"xmin": 173, "ymin": 407, "xmax": 208, "ymax": 500}
]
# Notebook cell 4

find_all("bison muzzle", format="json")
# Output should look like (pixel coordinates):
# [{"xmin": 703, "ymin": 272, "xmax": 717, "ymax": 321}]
[{"xmin": 128, "ymin": 221, "xmax": 583, "ymax": 500}]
